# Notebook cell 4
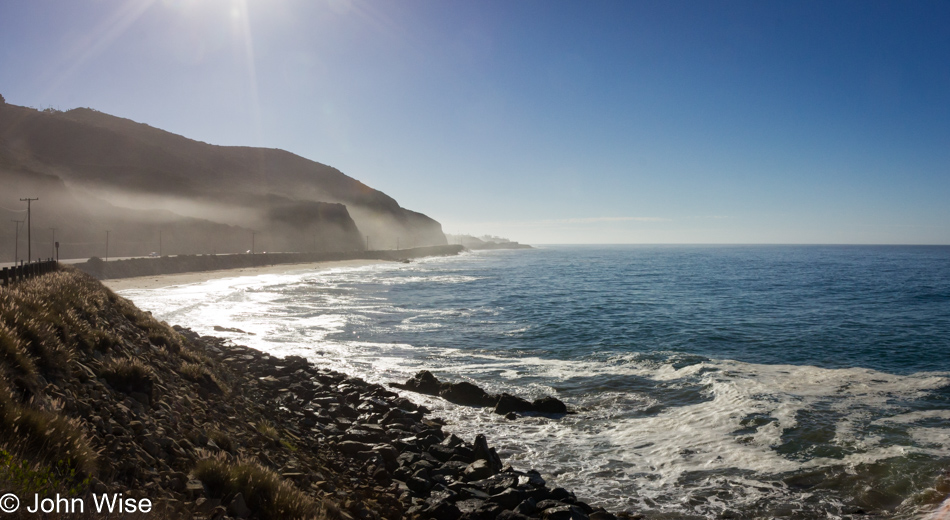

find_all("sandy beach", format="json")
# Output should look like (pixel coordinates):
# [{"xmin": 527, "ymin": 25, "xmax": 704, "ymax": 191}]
[{"xmin": 101, "ymin": 258, "xmax": 387, "ymax": 291}]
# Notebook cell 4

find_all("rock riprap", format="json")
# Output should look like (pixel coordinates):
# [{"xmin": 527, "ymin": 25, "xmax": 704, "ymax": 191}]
[{"xmin": 0, "ymin": 270, "xmax": 628, "ymax": 520}]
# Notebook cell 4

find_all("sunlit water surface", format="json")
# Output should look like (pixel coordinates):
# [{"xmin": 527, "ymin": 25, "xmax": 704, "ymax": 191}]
[{"xmin": 117, "ymin": 245, "xmax": 950, "ymax": 519}]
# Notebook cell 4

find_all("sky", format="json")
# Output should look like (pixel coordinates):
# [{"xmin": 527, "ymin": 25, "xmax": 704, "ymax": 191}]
[{"xmin": 1, "ymin": 0, "xmax": 949, "ymax": 244}]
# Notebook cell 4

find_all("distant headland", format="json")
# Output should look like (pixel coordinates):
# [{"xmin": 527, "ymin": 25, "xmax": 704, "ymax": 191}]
[{"xmin": 0, "ymin": 97, "xmax": 475, "ymax": 262}]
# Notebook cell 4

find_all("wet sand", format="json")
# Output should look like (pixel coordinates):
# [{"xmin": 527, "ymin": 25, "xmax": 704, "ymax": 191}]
[{"xmin": 101, "ymin": 259, "xmax": 387, "ymax": 291}]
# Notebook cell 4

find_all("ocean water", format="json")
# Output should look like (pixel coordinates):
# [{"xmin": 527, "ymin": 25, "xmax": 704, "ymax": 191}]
[{"xmin": 117, "ymin": 245, "xmax": 950, "ymax": 519}]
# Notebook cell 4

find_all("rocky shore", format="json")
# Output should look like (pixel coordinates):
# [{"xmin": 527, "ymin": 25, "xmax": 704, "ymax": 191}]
[{"xmin": 0, "ymin": 268, "xmax": 634, "ymax": 520}]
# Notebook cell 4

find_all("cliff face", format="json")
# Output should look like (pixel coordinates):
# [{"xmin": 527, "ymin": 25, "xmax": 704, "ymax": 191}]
[
  {"xmin": 0, "ymin": 164, "xmax": 262, "ymax": 260},
  {"xmin": 0, "ymin": 102, "xmax": 446, "ymax": 259}
]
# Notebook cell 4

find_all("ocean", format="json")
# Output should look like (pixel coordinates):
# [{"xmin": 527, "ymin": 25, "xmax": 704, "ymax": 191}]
[{"xmin": 116, "ymin": 245, "xmax": 950, "ymax": 519}]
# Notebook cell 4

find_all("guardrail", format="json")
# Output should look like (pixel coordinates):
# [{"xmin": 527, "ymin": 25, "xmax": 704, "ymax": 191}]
[{"xmin": 0, "ymin": 259, "xmax": 58, "ymax": 287}]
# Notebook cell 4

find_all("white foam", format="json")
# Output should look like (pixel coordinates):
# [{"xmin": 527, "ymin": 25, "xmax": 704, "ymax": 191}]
[{"xmin": 117, "ymin": 262, "xmax": 950, "ymax": 517}]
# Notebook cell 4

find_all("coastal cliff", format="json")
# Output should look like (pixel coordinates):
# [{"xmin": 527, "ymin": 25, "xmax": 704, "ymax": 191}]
[
  {"xmin": 0, "ymin": 101, "xmax": 447, "ymax": 260},
  {"xmin": 0, "ymin": 268, "xmax": 625, "ymax": 520}
]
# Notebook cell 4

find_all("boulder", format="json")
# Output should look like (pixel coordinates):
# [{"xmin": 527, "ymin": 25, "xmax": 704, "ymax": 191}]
[
  {"xmin": 391, "ymin": 370, "xmax": 443, "ymax": 395},
  {"xmin": 532, "ymin": 396, "xmax": 569, "ymax": 414},
  {"xmin": 494, "ymin": 393, "xmax": 533, "ymax": 414},
  {"xmin": 473, "ymin": 434, "xmax": 503, "ymax": 473},
  {"xmin": 440, "ymin": 381, "xmax": 495, "ymax": 407},
  {"xmin": 463, "ymin": 459, "xmax": 495, "ymax": 482}
]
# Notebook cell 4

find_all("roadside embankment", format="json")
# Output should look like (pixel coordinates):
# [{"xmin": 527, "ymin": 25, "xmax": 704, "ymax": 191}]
[
  {"xmin": 75, "ymin": 245, "xmax": 465, "ymax": 281},
  {"xmin": 0, "ymin": 268, "xmax": 630, "ymax": 520}
]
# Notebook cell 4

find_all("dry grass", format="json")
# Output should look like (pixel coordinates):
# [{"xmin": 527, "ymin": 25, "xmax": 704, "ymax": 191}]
[
  {"xmin": 97, "ymin": 357, "xmax": 153, "ymax": 399},
  {"xmin": 254, "ymin": 420, "xmax": 281, "ymax": 442},
  {"xmin": 179, "ymin": 361, "xmax": 229, "ymax": 395},
  {"xmin": 193, "ymin": 456, "xmax": 334, "ymax": 520},
  {"xmin": 0, "ymin": 270, "xmax": 104, "ymax": 486},
  {"xmin": 0, "ymin": 391, "xmax": 96, "ymax": 480},
  {"xmin": 0, "ymin": 268, "xmax": 343, "ymax": 519},
  {"xmin": 207, "ymin": 429, "xmax": 235, "ymax": 453},
  {"xmin": 0, "ymin": 323, "xmax": 38, "ymax": 384},
  {"xmin": 179, "ymin": 346, "xmax": 213, "ymax": 366}
]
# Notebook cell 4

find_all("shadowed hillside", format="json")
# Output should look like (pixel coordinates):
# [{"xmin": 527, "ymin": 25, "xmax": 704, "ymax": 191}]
[{"xmin": 0, "ymin": 100, "xmax": 446, "ymax": 260}]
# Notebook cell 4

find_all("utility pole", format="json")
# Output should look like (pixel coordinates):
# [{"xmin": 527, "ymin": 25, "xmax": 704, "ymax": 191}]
[
  {"xmin": 19, "ymin": 198, "xmax": 37, "ymax": 262},
  {"xmin": 105, "ymin": 230, "xmax": 110, "ymax": 262},
  {"xmin": 49, "ymin": 228, "xmax": 56, "ymax": 259},
  {"xmin": 11, "ymin": 219, "xmax": 23, "ymax": 264}
]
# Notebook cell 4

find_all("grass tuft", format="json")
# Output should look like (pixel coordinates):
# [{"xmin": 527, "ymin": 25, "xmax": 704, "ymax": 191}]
[
  {"xmin": 207, "ymin": 429, "xmax": 235, "ymax": 453},
  {"xmin": 180, "ymin": 362, "xmax": 229, "ymax": 395},
  {"xmin": 254, "ymin": 420, "xmax": 280, "ymax": 442},
  {"xmin": 0, "ymin": 391, "xmax": 97, "ymax": 479},
  {"xmin": 0, "ymin": 323, "xmax": 37, "ymax": 383},
  {"xmin": 193, "ymin": 456, "xmax": 326, "ymax": 520},
  {"xmin": 98, "ymin": 357, "xmax": 153, "ymax": 399}
]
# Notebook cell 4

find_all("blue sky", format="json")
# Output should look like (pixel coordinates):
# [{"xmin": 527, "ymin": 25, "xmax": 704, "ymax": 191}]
[{"xmin": 1, "ymin": 0, "xmax": 948, "ymax": 244}]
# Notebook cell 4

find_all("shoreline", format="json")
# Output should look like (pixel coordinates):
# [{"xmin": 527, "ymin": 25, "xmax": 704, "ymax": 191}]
[
  {"xmin": 76, "ymin": 245, "xmax": 465, "ymax": 281},
  {"xmin": 0, "ymin": 268, "xmax": 626, "ymax": 519},
  {"xmin": 102, "ymin": 258, "xmax": 387, "ymax": 291}
]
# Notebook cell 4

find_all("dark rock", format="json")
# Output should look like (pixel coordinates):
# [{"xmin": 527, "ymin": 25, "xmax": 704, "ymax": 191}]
[
  {"xmin": 441, "ymin": 433, "xmax": 465, "ymax": 448},
  {"xmin": 424, "ymin": 501, "xmax": 462, "ymax": 520},
  {"xmin": 475, "ymin": 501, "xmax": 505, "ymax": 519},
  {"xmin": 427, "ymin": 488, "xmax": 458, "ymax": 506},
  {"xmin": 392, "ymin": 370, "xmax": 443, "ymax": 395},
  {"xmin": 518, "ymin": 471, "xmax": 546, "ymax": 488},
  {"xmin": 185, "ymin": 479, "xmax": 205, "ymax": 498},
  {"xmin": 411, "ymin": 459, "xmax": 437, "ymax": 475},
  {"xmin": 550, "ymin": 488, "xmax": 575, "ymax": 501},
  {"xmin": 515, "ymin": 497, "xmax": 539, "ymax": 515},
  {"xmin": 398, "ymin": 452, "xmax": 421, "ymax": 467},
  {"xmin": 493, "ymin": 393, "xmax": 533, "ymax": 415},
  {"xmin": 490, "ymin": 488, "xmax": 527, "ymax": 509},
  {"xmin": 497, "ymin": 511, "xmax": 532, "ymax": 520},
  {"xmin": 463, "ymin": 459, "xmax": 496, "ymax": 482},
  {"xmin": 373, "ymin": 444, "xmax": 399, "ymax": 470},
  {"xmin": 413, "ymin": 467, "xmax": 431, "ymax": 481},
  {"xmin": 440, "ymin": 381, "xmax": 495, "ymax": 407},
  {"xmin": 473, "ymin": 434, "xmax": 503, "ymax": 473},
  {"xmin": 226, "ymin": 492, "xmax": 251, "ymax": 519},
  {"xmin": 393, "ymin": 467, "xmax": 413, "ymax": 481},
  {"xmin": 458, "ymin": 487, "xmax": 491, "ymax": 501},
  {"xmin": 537, "ymin": 500, "xmax": 564, "ymax": 511},
  {"xmin": 429, "ymin": 443, "xmax": 458, "ymax": 462},
  {"xmin": 454, "ymin": 499, "xmax": 485, "ymax": 514},
  {"xmin": 469, "ymin": 474, "xmax": 519, "ymax": 496},
  {"xmin": 542, "ymin": 505, "xmax": 590, "ymax": 520},
  {"xmin": 532, "ymin": 396, "xmax": 568, "ymax": 414},
  {"xmin": 448, "ymin": 445, "xmax": 475, "ymax": 463},
  {"xmin": 338, "ymin": 440, "xmax": 373, "ymax": 455},
  {"xmin": 407, "ymin": 475, "xmax": 433, "ymax": 494}
]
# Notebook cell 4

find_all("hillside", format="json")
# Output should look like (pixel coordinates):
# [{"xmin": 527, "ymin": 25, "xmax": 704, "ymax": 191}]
[
  {"xmin": 0, "ymin": 268, "xmax": 623, "ymax": 520},
  {"xmin": 0, "ymin": 99, "xmax": 446, "ymax": 260}
]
